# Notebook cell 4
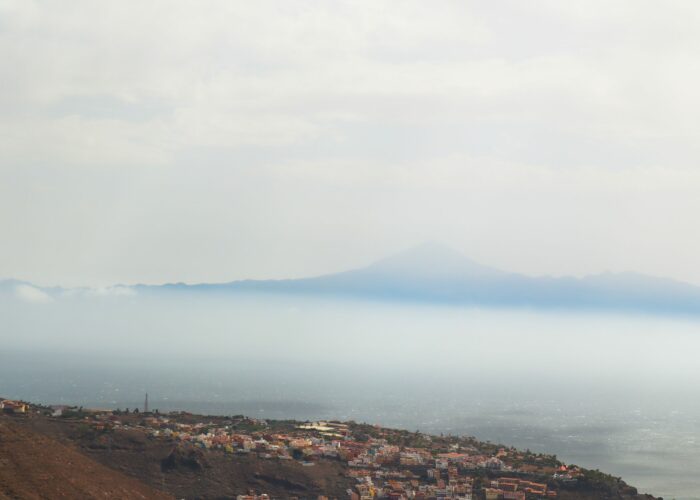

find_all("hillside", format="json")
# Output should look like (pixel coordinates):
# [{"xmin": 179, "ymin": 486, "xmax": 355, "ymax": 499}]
[
  {"xmin": 1, "ymin": 401, "xmax": 660, "ymax": 500},
  {"xmin": 0, "ymin": 417, "xmax": 172, "ymax": 499}
]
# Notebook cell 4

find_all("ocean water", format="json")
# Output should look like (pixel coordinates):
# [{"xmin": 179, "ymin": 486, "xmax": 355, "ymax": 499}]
[{"xmin": 2, "ymin": 293, "xmax": 699, "ymax": 498}]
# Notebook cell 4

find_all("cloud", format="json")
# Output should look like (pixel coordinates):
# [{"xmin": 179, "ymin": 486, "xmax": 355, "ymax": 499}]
[
  {"xmin": 58, "ymin": 286, "xmax": 137, "ymax": 298},
  {"xmin": 2, "ymin": 1, "xmax": 700, "ymax": 287},
  {"xmin": 14, "ymin": 284, "xmax": 53, "ymax": 303},
  {"xmin": 87, "ymin": 286, "xmax": 137, "ymax": 297},
  {"xmin": 5, "ymin": 0, "xmax": 699, "ymax": 168}
]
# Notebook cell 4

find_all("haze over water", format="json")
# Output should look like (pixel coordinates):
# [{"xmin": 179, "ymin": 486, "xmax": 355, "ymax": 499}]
[
  {"xmin": 2, "ymin": 293, "xmax": 699, "ymax": 499},
  {"xmin": 5, "ymin": 2, "xmax": 700, "ymax": 500}
]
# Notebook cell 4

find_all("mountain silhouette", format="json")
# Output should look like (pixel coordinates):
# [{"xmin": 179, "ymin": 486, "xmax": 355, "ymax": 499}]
[
  {"xmin": 4, "ymin": 243, "xmax": 700, "ymax": 315},
  {"xmin": 143, "ymin": 243, "xmax": 700, "ymax": 314}
]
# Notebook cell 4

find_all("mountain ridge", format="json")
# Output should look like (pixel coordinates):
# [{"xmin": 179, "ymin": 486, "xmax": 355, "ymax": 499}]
[{"xmin": 3, "ymin": 243, "xmax": 700, "ymax": 315}]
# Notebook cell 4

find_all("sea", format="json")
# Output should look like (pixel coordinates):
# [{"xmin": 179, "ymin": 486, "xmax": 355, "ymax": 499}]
[{"xmin": 2, "ymin": 292, "xmax": 699, "ymax": 499}]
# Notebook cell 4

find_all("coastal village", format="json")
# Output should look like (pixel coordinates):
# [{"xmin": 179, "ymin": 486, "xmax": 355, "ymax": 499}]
[{"xmin": 1, "ymin": 397, "xmax": 596, "ymax": 500}]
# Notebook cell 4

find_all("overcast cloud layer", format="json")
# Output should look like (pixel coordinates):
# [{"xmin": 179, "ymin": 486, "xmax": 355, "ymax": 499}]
[{"xmin": 2, "ymin": 0, "xmax": 700, "ymax": 287}]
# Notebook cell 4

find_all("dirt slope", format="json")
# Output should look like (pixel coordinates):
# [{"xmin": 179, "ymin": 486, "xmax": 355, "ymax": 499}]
[{"xmin": 0, "ymin": 417, "xmax": 173, "ymax": 500}]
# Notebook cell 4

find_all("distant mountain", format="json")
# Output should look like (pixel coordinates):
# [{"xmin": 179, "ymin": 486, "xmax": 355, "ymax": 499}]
[
  {"xmin": 4, "ymin": 242, "xmax": 700, "ymax": 314},
  {"xmin": 137, "ymin": 242, "xmax": 700, "ymax": 315}
]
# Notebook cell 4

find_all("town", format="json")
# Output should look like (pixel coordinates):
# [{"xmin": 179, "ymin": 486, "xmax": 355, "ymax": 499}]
[{"xmin": 1, "ymin": 397, "xmax": 621, "ymax": 500}]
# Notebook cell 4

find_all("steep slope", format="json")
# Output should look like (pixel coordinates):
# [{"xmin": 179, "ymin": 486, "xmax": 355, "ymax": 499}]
[{"xmin": 0, "ymin": 417, "xmax": 173, "ymax": 500}]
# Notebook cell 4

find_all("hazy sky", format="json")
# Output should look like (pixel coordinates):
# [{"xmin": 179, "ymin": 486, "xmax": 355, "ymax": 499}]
[{"xmin": 2, "ymin": 1, "xmax": 700, "ymax": 287}]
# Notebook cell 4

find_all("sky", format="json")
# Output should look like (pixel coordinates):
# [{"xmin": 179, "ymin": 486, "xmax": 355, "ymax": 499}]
[{"xmin": 2, "ymin": 0, "xmax": 700, "ymax": 287}]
